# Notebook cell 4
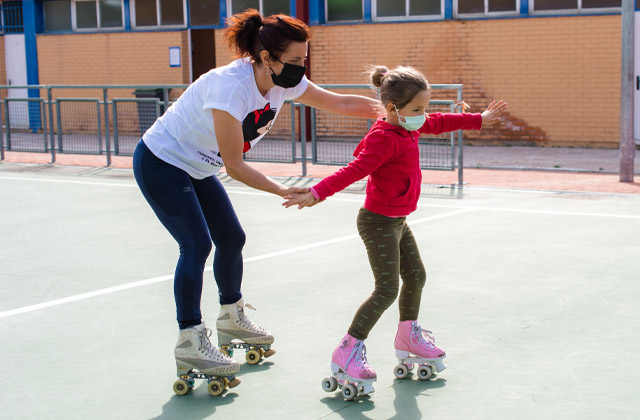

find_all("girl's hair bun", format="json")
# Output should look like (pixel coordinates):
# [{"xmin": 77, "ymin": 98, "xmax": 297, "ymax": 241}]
[{"xmin": 370, "ymin": 66, "xmax": 389, "ymax": 88}]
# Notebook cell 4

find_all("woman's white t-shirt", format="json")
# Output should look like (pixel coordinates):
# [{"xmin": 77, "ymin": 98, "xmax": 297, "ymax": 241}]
[{"xmin": 142, "ymin": 57, "xmax": 309, "ymax": 179}]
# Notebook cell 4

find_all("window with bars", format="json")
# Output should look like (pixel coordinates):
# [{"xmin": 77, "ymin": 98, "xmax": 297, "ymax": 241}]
[{"xmin": 2, "ymin": 1, "xmax": 24, "ymax": 33}]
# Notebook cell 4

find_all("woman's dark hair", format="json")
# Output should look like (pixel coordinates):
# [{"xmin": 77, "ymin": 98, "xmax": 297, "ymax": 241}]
[
  {"xmin": 224, "ymin": 9, "xmax": 310, "ymax": 62},
  {"xmin": 369, "ymin": 65, "xmax": 430, "ymax": 109}
]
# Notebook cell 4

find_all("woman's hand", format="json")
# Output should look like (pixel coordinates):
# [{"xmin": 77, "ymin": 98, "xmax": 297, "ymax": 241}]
[
  {"xmin": 481, "ymin": 100, "xmax": 508, "ymax": 126},
  {"xmin": 281, "ymin": 186, "xmax": 309, "ymax": 198}
]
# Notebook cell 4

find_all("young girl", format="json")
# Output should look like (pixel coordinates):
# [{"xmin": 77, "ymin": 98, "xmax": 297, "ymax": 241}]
[{"xmin": 283, "ymin": 65, "xmax": 507, "ymax": 395}]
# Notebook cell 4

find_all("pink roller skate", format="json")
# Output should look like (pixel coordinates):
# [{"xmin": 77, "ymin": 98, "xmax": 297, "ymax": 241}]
[
  {"xmin": 321, "ymin": 334, "xmax": 377, "ymax": 401},
  {"xmin": 393, "ymin": 320, "xmax": 447, "ymax": 381}
]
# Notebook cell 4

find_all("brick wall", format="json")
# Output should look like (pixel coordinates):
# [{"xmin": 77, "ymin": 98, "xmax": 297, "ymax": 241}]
[
  {"xmin": 216, "ymin": 15, "xmax": 621, "ymax": 148},
  {"xmin": 36, "ymin": 31, "xmax": 191, "ymax": 132},
  {"xmin": 37, "ymin": 30, "xmax": 190, "ymax": 96}
]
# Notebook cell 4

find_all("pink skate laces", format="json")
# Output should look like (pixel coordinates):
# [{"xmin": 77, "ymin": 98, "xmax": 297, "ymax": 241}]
[
  {"xmin": 345, "ymin": 340, "xmax": 370, "ymax": 370},
  {"xmin": 411, "ymin": 322, "xmax": 437, "ymax": 349}
]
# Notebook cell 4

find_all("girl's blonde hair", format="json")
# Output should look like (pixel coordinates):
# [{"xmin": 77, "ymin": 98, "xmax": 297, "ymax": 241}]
[{"xmin": 369, "ymin": 65, "xmax": 430, "ymax": 109}]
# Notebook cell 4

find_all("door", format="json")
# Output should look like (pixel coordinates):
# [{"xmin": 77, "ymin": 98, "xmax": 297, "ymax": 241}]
[
  {"xmin": 190, "ymin": 29, "xmax": 216, "ymax": 82},
  {"xmin": 4, "ymin": 33, "xmax": 29, "ymax": 129}
]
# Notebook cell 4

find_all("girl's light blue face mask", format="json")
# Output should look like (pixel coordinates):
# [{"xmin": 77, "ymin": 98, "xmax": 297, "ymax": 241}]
[{"xmin": 394, "ymin": 104, "xmax": 426, "ymax": 131}]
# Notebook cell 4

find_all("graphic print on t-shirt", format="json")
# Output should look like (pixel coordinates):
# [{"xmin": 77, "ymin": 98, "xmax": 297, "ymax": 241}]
[{"xmin": 242, "ymin": 103, "xmax": 276, "ymax": 153}]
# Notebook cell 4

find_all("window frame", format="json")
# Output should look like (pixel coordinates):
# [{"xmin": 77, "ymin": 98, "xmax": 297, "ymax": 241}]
[
  {"xmin": 373, "ymin": 0, "xmax": 445, "ymax": 22},
  {"xmin": 71, "ymin": 0, "xmax": 125, "ymax": 31},
  {"xmin": 131, "ymin": 0, "xmax": 187, "ymax": 30},
  {"xmin": 324, "ymin": 0, "xmax": 364, "ymax": 23},
  {"xmin": 454, "ymin": 0, "xmax": 520, "ymax": 18},
  {"xmin": 529, "ymin": 0, "xmax": 621, "ymax": 15},
  {"xmin": 225, "ymin": 0, "xmax": 291, "ymax": 16}
]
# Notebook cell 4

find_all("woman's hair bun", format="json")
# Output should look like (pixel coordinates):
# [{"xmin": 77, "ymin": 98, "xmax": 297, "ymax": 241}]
[{"xmin": 246, "ymin": 10, "xmax": 263, "ymax": 30}]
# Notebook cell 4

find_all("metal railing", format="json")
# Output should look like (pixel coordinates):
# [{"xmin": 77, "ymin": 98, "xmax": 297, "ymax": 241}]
[{"xmin": 0, "ymin": 83, "xmax": 465, "ymax": 183}]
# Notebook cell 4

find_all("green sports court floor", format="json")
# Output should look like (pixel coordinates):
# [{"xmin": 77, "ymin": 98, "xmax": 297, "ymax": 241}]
[{"xmin": 1, "ymin": 162, "xmax": 639, "ymax": 420}]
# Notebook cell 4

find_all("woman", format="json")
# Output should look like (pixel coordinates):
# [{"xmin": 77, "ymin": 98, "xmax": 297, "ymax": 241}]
[{"xmin": 132, "ymin": 9, "xmax": 381, "ymax": 388}]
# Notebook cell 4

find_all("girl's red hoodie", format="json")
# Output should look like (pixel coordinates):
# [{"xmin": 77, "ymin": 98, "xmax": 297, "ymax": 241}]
[{"xmin": 311, "ymin": 113, "xmax": 482, "ymax": 217}]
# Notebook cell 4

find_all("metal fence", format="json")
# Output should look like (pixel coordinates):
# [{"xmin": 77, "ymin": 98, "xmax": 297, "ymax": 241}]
[{"xmin": 0, "ymin": 83, "xmax": 465, "ymax": 183}]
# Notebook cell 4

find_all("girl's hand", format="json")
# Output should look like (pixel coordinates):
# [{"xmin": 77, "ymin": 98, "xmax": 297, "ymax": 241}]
[
  {"xmin": 481, "ymin": 100, "xmax": 509, "ymax": 126},
  {"xmin": 282, "ymin": 192, "xmax": 318, "ymax": 209}
]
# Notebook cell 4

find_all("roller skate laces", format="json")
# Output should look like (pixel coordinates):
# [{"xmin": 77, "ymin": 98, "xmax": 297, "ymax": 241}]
[
  {"xmin": 234, "ymin": 302, "xmax": 270, "ymax": 337},
  {"xmin": 411, "ymin": 322, "xmax": 443, "ymax": 356},
  {"xmin": 217, "ymin": 299, "xmax": 275, "ymax": 364},
  {"xmin": 344, "ymin": 340, "xmax": 374, "ymax": 377},
  {"xmin": 199, "ymin": 327, "xmax": 236, "ymax": 364}
]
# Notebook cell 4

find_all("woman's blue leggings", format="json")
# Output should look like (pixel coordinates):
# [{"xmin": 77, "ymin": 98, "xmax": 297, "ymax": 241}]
[{"xmin": 133, "ymin": 140, "xmax": 245, "ymax": 328}]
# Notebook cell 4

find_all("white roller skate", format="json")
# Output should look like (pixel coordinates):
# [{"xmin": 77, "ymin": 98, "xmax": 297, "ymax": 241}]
[
  {"xmin": 173, "ymin": 322, "xmax": 241, "ymax": 396},
  {"xmin": 216, "ymin": 298, "xmax": 276, "ymax": 365},
  {"xmin": 393, "ymin": 320, "xmax": 447, "ymax": 381},
  {"xmin": 321, "ymin": 334, "xmax": 377, "ymax": 401}
]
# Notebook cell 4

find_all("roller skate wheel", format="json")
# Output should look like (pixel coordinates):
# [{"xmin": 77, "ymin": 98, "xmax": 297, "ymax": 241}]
[
  {"xmin": 207, "ymin": 379, "xmax": 225, "ymax": 396},
  {"xmin": 394, "ymin": 364, "xmax": 409, "ymax": 380},
  {"xmin": 263, "ymin": 348, "xmax": 276, "ymax": 358},
  {"xmin": 405, "ymin": 363, "xmax": 415, "ymax": 372},
  {"xmin": 341, "ymin": 383, "xmax": 358, "ymax": 401},
  {"xmin": 322, "ymin": 376, "xmax": 338, "ymax": 392},
  {"xmin": 246, "ymin": 348, "xmax": 262, "ymax": 364},
  {"xmin": 219, "ymin": 346, "xmax": 232, "ymax": 357},
  {"xmin": 172, "ymin": 378, "xmax": 191, "ymax": 396},
  {"xmin": 418, "ymin": 364, "xmax": 433, "ymax": 381},
  {"xmin": 259, "ymin": 348, "xmax": 265, "ymax": 357},
  {"xmin": 228, "ymin": 377, "xmax": 242, "ymax": 388}
]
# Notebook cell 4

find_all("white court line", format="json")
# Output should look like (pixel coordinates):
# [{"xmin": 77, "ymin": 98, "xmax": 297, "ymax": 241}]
[
  {"xmin": 2, "ymin": 175, "xmax": 639, "ymax": 219},
  {"xmin": 0, "ymin": 175, "xmax": 137, "ymax": 188},
  {"xmin": 0, "ymin": 208, "xmax": 474, "ymax": 319}
]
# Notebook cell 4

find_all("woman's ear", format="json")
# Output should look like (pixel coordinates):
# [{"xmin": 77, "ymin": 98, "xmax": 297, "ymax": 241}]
[{"xmin": 259, "ymin": 50, "xmax": 272, "ymax": 68}]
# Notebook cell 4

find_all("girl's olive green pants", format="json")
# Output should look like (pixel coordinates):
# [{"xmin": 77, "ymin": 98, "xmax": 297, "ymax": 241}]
[{"xmin": 348, "ymin": 208, "xmax": 427, "ymax": 340}]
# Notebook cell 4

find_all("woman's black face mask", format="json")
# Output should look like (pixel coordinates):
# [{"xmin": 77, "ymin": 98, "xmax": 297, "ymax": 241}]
[{"xmin": 270, "ymin": 58, "xmax": 307, "ymax": 88}]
